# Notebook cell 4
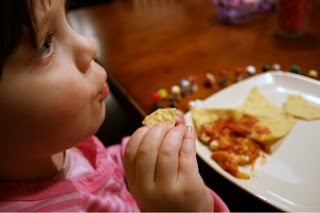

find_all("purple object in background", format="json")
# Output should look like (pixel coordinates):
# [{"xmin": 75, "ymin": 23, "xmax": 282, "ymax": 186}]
[{"xmin": 212, "ymin": 0, "xmax": 275, "ymax": 24}]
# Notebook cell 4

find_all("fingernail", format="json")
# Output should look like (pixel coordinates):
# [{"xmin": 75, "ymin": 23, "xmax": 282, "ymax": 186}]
[{"xmin": 187, "ymin": 125, "xmax": 193, "ymax": 131}]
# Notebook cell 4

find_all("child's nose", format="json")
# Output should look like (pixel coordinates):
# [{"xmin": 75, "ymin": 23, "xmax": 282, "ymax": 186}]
[{"xmin": 72, "ymin": 31, "xmax": 97, "ymax": 73}]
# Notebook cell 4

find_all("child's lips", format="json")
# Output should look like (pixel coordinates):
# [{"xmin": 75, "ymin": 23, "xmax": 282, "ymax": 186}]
[{"xmin": 97, "ymin": 82, "xmax": 109, "ymax": 102}]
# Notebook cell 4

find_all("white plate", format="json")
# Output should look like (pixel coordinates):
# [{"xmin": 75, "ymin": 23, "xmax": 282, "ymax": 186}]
[{"xmin": 185, "ymin": 71, "xmax": 320, "ymax": 211}]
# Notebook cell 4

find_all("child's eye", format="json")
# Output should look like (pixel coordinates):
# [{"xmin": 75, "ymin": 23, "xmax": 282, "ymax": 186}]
[{"xmin": 38, "ymin": 33, "xmax": 54, "ymax": 58}]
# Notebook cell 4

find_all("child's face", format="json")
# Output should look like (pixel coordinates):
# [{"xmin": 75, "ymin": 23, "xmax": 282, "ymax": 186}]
[{"xmin": 0, "ymin": 0, "xmax": 109, "ymax": 158}]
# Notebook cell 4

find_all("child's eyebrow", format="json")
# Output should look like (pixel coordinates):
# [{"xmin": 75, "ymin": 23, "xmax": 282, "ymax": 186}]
[{"xmin": 33, "ymin": 0, "xmax": 67, "ymax": 46}]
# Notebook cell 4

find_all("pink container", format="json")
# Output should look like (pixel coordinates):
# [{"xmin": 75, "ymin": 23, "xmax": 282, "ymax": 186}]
[{"xmin": 212, "ymin": 0, "xmax": 275, "ymax": 24}]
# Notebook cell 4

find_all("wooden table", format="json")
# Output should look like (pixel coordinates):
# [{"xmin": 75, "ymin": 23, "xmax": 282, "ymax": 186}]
[
  {"xmin": 68, "ymin": 0, "xmax": 320, "ymax": 117},
  {"xmin": 67, "ymin": 1, "xmax": 320, "ymax": 211}
]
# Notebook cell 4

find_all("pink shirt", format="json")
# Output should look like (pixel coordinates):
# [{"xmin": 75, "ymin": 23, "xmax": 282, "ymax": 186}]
[{"xmin": 0, "ymin": 136, "xmax": 229, "ymax": 212}]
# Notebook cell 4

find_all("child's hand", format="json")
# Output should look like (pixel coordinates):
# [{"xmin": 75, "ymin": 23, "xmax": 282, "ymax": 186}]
[{"xmin": 124, "ymin": 123, "xmax": 213, "ymax": 212}]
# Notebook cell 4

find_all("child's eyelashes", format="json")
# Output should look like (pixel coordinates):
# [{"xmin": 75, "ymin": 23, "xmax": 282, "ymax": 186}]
[{"xmin": 38, "ymin": 32, "xmax": 55, "ymax": 59}]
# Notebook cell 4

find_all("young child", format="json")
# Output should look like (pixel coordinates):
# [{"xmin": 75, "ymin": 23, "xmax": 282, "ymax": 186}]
[{"xmin": 0, "ymin": 0, "xmax": 229, "ymax": 211}]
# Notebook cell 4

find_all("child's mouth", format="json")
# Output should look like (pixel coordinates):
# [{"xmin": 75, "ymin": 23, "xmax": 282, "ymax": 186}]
[{"xmin": 97, "ymin": 82, "xmax": 109, "ymax": 102}]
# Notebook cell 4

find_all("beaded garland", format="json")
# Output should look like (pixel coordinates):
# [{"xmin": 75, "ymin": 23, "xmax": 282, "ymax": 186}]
[{"xmin": 151, "ymin": 64, "xmax": 318, "ymax": 111}]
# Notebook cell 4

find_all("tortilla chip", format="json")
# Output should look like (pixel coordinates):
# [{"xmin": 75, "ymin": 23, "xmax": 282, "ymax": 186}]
[
  {"xmin": 191, "ymin": 108, "xmax": 241, "ymax": 131},
  {"xmin": 239, "ymin": 87, "xmax": 283, "ymax": 117},
  {"xmin": 239, "ymin": 87, "xmax": 296, "ymax": 143},
  {"xmin": 192, "ymin": 108, "xmax": 295, "ymax": 144},
  {"xmin": 285, "ymin": 95, "xmax": 320, "ymax": 120},
  {"xmin": 253, "ymin": 114, "xmax": 296, "ymax": 143},
  {"xmin": 192, "ymin": 88, "xmax": 296, "ymax": 145},
  {"xmin": 142, "ymin": 108, "xmax": 176, "ymax": 126}
]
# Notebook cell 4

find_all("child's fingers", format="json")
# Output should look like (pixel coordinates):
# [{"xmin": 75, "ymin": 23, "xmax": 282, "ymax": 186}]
[
  {"xmin": 178, "ymin": 126, "xmax": 198, "ymax": 178},
  {"xmin": 124, "ymin": 126, "xmax": 150, "ymax": 186},
  {"xmin": 133, "ymin": 123, "xmax": 173, "ymax": 188},
  {"xmin": 155, "ymin": 125, "xmax": 186, "ymax": 185}
]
